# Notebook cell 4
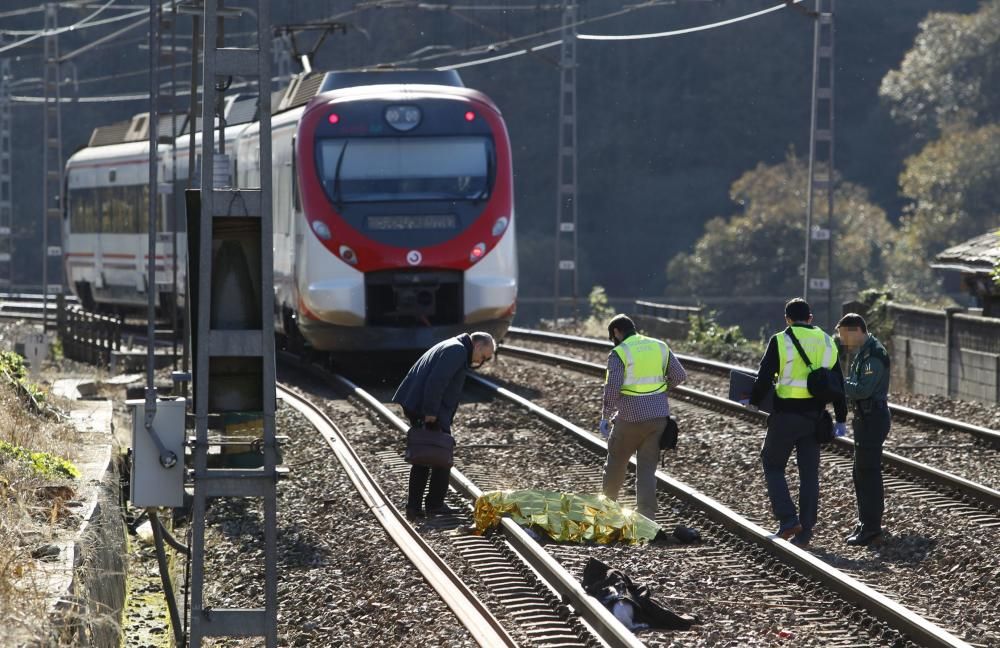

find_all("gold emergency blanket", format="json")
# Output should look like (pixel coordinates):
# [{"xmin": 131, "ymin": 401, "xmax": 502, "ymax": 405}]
[{"xmin": 473, "ymin": 489, "xmax": 661, "ymax": 544}]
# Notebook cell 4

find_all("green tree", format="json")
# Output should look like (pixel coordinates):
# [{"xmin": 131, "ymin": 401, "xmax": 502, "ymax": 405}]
[
  {"xmin": 889, "ymin": 125, "xmax": 1000, "ymax": 293},
  {"xmin": 879, "ymin": 0, "xmax": 1000, "ymax": 133},
  {"xmin": 668, "ymin": 153, "xmax": 895, "ymax": 301}
]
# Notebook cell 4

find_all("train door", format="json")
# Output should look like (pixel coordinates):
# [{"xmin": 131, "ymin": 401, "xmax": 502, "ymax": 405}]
[{"xmin": 153, "ymin": 183, "xmax": 175, "ymax": 307}]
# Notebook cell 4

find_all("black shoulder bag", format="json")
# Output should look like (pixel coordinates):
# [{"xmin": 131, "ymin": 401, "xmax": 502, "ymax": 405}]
[{"xmin": 659, "ymin": 415, "xmax": 679, "ymax": 450}]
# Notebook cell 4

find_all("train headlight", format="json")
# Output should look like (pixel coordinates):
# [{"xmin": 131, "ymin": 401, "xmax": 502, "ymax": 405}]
[
  {"xmin": 385, "ymin": 105, "xmax": 421, "ymax": 132},
  {"xmin": 312, "ymin": 220, "xmax": 332, "ymax": 240},
  {"xmin": 339, "ymin": 245, "xmax": 358, "ymax": 265},
  {"xmin": 492, "ymin": 217, "xmax": 509, "ymax": 237},
  {"xmin": 469, "ymin": 243, "xmax": 486, "ymax": 263}
]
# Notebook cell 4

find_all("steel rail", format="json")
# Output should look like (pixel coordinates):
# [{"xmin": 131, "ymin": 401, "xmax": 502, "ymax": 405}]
[
  {"xmin": 506, "ymin": 327, "xmax": 1000, "ymax": 446},
  {"xmin": 464, "ymin": 369, "xmax": 974, "ymax": 648},
  {"xmin": 275, "ymin": 384, "xmax": 518, "ymax": 648},
  {"xmin": 322, "ymin": 372, "xmax": 646, "ymax": 648},
  {"xmin": 497, "ymin": 343, "xmax": 1000, "ymax": 512}
]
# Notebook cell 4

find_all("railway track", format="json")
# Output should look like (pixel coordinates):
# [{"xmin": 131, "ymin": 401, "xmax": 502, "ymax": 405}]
[
  {"xmin": 465, "ymin": 372, "xmax": 973, "ymax": 648},
  {"xmin": 279, "ymin": 354, "xmax": 644, "ymax": 648},
  {"xmin": 489, "ymin": 333, "xmax": 1000, "ymax": 646},
  {"xmin": 275, "ymin": 383, "xmax": 518, "ymax": 648},
  {"xmin": 506, "ymin": 327, "xmax": 1000, "ymax": 446},
  {"xmin": 506, "ymin": 327, "xmax": 1000, "ymax": 491},
  {"xmin": 278, "ymin": 352, "xmax": 969, "ymax": 647},
  {"xmin": 0, "ymin": 293, "xmax": 69, "ymax": 321},
  {"xmin": 497, "ymin": 343, "xmax": 1000, "ymax": 515}
]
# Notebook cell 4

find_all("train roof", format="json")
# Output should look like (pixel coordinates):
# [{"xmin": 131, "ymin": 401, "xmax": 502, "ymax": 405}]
[
  {"xmin": 80, "ymin": 69, "xmax": 478, "ymax": 149},
  {"xmin": 86, "ymin": 94, "xmax": 257, "ymax": 148},
  {"xmin": 273, "ymin": 69, "xmax": 465, "ymax": 113}
]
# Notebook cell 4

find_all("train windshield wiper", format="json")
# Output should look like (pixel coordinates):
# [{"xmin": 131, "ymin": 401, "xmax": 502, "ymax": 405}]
[
  {"xmin": 332, "ymin": 141, "xmax": 349, "ymax": 207},
  {"xmin": 472, "ymin": 149, "xmax": 493, "ymax": 203}
]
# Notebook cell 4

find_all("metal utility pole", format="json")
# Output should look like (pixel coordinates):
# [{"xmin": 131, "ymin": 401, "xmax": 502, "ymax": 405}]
[
  {"xmin": 188, "ymin": 0, "xmax": 278, "ymax": 646},
  {"xmin": 41, "ymin": 2, "xmax": 64, "ymax": 329},
  {"xmin": 553, "ymin": 0, "xmax": 578, "ymax": 321},
  {"xmin": 168, "ymin": 4, "xmax": 181, "ymax": 368},
  {"xmin": 273, "ymin": 33, "xmax": 293, "ymax": 88},
  {"xmin": 803, "ymin": 0, "xmax": 835, "ymax": 327},
  {"xmin": 0, "ymin": 57, "xmax": 12, "ymax": 291}
]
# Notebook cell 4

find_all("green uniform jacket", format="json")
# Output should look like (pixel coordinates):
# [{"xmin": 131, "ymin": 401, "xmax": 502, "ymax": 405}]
[{"xmin": 845, "ymin": 335, "xmax": 890, "ymax": 402}]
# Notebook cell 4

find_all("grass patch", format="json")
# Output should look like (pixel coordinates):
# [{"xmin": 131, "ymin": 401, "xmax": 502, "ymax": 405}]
[
  {"xmin": 0, "ymin": 349, "xmax": 81, "ymax": 645},
  {"xmin": 0, "ymin": 441, "xmax": 80, "ymax": 480}
]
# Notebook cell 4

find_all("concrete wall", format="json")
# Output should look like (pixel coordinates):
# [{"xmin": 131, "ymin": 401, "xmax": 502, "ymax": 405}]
[
  {"xmin": 633, "ymin": 301, "xmax": 701, "ymax": 341},
  {"xmin": 889, "ymin": 303, "xmax": 1000, "ymax": 404}
]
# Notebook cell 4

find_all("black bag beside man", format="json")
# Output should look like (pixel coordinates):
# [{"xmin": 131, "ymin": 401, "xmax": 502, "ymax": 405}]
[
  {"xmin": 404, "ymin": 425, "xmax": 455, "ymax": 468},
  {"xmin": 659, "ymin": 415, "xmax": 679, "ymax": 450},
  {"xmin": 814, "ymin": 409, "xmax": 834, "ymax": 444}
]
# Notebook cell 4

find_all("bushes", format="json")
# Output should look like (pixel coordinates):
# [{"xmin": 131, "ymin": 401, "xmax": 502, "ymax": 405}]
[
  {"xmin": 0, "ymin": 351, "xmax": 46, "ymax": 412},
  {"xmin": 683, "ymin": 312, "xmax": 764, "ymax": 364},
  {"xmin": 0, "ymin": 440, "xmax": 79, "ymax": 480}
]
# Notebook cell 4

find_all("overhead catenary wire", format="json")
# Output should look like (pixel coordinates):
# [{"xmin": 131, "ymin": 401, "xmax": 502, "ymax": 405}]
[
  {"xmin": 10, "ymin": 0, "xmax": 809, "ymax": 100},
  {"xmin": 0, "ymin": 6, "xmax": 46, "ymax": 19},
  {"xmin": 577, "ymin": 0, "xmax": 804, "ymax": 40},
  {"xmin": 436, "ymin": 39, "xmax": 561, "ymax": 71},
  {"xmin": 0, "ymin": 1, "xmax": 150, "ymax": 53},
  {"xmin": 0, "ymin": 0, "xmax": 119, "ymax": 36},
  {"xmin": 425, "ymin": 0, "xmax": 805, "ymax": 71},
  {"xmin": 383, "ymin": 0, "xmax": 686, "ymax": 67}
]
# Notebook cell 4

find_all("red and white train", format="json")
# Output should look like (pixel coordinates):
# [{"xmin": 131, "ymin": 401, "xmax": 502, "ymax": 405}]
[{"xmin": 63, "ymin": 70, "xmax": 518, "ymax": 351}]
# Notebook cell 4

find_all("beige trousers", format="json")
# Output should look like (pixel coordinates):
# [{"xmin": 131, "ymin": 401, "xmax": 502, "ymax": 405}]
[{"xmin": 602, "ymin": 417, "xmax": 665, "ymax": 521}]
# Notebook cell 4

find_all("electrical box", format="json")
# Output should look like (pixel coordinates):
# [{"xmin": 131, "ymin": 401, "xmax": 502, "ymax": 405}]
[{"xmin": 128, "ymin": 398, "xmax": 186, "ymax": 508}]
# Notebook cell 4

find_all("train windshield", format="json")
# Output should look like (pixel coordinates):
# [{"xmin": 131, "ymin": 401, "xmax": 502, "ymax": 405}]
[{"xmin": 316, "ymin": 136, "xmax": 491, "ymax": 203}]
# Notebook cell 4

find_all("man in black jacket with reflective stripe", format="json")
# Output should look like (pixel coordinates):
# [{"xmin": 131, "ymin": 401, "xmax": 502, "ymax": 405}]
[
  {"xmin": 393, "ymin": 332, "xmax": 495, "ymax": 520},
  {"xmin": 747, "ymin": 299, "xmax": 848, "ymax": 548}
]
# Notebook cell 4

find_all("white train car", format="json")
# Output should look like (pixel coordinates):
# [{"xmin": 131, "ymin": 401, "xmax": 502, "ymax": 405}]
[{"xmin": 63, "ymin": 99, "xmax": 253, "ymax": 314}]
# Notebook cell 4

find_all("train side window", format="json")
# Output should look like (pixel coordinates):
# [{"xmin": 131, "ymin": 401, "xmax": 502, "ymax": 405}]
[
  {"xmin": 85, "ymin": 189, "xmax": 98, "ymax": 233},
  {"xmin": 117, "ymin": 186, "xmax": 127, "ymax": 233},
  {"xmin": 138, "ymin": 186, "xmax": 149, "ymax": 233},
  {"xmin": 100, "ymin": 187, "xmax": 114, "ymax": 233}
]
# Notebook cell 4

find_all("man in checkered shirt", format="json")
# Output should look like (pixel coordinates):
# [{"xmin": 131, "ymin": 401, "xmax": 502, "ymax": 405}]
[{"xmin": 600, "ymin": 314, "xmax": 687, "ymax": 521}]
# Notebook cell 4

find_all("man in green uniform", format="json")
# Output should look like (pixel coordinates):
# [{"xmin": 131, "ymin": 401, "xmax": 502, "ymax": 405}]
[{"xmin": 836, "ymin": 313, "xmax": 891, "ymax": 546}]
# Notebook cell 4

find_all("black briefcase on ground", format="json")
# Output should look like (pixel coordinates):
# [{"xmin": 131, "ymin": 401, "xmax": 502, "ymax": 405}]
[
  {"xmin": 404, "ymin": 426, "xmax": 455, "ymax": 468},
  {"xmin": 660, "ymin": 416, "xmax": 679, "ymax": 450}
]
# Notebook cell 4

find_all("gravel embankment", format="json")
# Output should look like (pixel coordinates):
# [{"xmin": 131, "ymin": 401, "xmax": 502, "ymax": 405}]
[
  {"xmin": 480, "ymin": 355, "xmax": 1000, "ymax": 647},
  {"xmin": 311, "ymin": 379, "xmax": 909, "ymax": 647},
  {"xmin": 198, "ymin": 402, "xmax": 479, "ymax": 647}
]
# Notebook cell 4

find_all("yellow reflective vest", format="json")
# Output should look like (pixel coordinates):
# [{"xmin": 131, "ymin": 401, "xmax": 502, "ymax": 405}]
[
  {"xmin": 608, "ymin": 334, "xmax": 670, "ymax": 396},
  {"xmin": 774, "ymin": 326, "xmax": 838, "ymax": 399}
]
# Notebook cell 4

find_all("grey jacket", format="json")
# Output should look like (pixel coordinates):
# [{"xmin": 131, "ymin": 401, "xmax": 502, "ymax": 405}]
[{"xmin": 392, "ymin": 334, "xmax": 473, "ymax": 433}]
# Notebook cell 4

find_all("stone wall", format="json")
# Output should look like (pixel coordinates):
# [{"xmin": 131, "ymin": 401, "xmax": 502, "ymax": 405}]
[
  {"xmin": 632, "ymin": 300, "xmax": 702, "ymax": 341},
  {"xmin": 889, "ymin": 303, "xmax": 1000, "ymax": 404}
]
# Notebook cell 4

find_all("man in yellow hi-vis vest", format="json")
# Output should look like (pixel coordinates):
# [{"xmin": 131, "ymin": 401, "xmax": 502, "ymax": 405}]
[
  {"xmin": 600, "ymin": 314, "xmax": 687, "ymax": 521},
  {"xmin": 746, "ymin": 298, "xmax": 848, "ymax": 548}
]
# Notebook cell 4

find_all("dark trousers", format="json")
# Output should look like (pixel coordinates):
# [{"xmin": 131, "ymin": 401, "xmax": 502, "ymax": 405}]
[
  {"xmin": 404, "ymin": 412, "xmax": 451, "ymax": 511},
  {"xmin": 761, "ymin": 410, "xmax": 821, "ymax": 539},
  {"xmin": 852, "ymin": 407, "xmax": 891, "ymax": 534}
]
